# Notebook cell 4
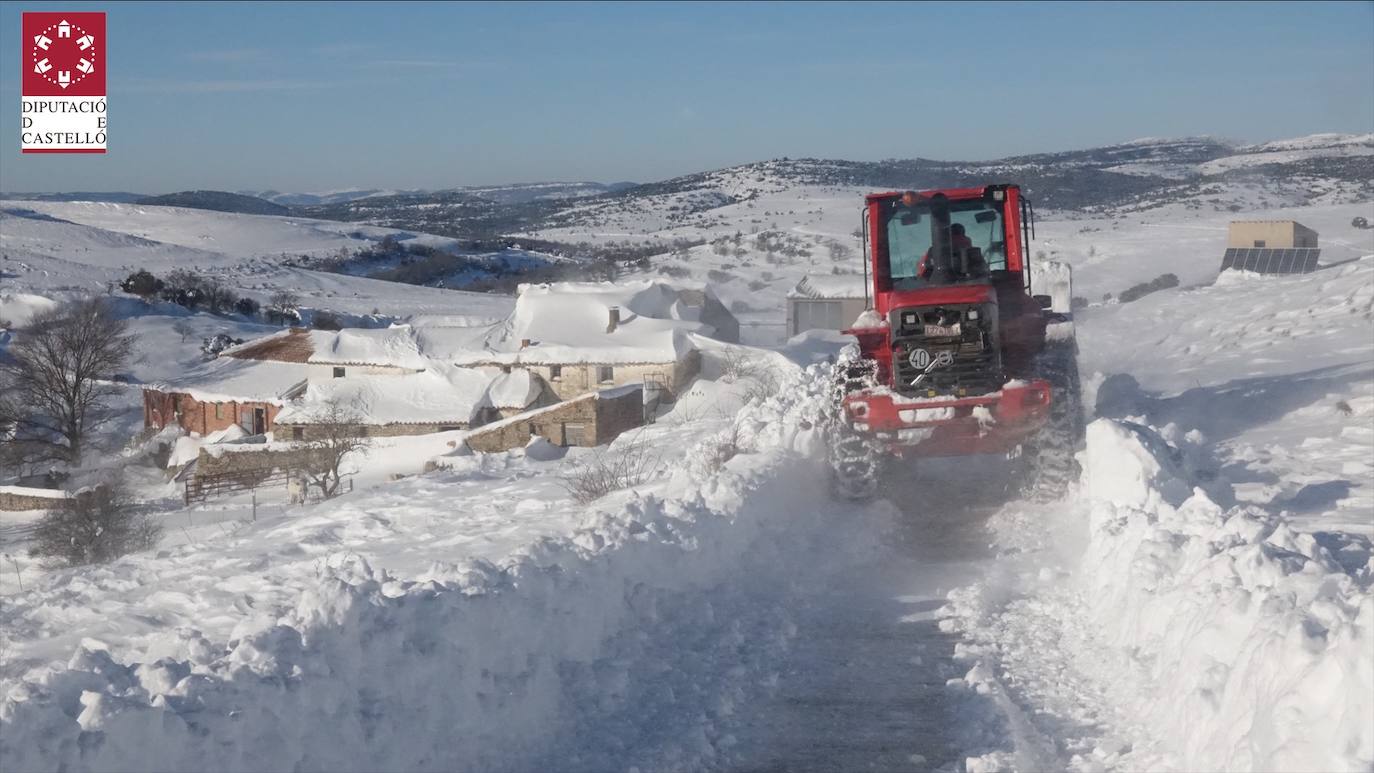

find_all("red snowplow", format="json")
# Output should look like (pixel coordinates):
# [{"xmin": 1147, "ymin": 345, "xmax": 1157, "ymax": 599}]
[{"xmin": 828, "ymin": 184, "xmax": 1081, "ymax": 499}]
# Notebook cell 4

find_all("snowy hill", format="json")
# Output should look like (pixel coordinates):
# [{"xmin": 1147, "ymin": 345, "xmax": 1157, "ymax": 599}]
[
  {"xmin": 135, "ymin": 190, "xmax": 291, "ymax": 216},
  {"xmin": 0, "ymin": 201, "xmax": 516, "ymax": 321}
]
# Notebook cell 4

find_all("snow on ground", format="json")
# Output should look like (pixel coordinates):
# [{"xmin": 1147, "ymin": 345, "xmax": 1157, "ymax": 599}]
[
  {"xmin": 0, "ymin": 202, "xmax": 515, "ymax": 322},
  {"xmin": 3, "ymin": 160, "xmax": 1373, "ymax": 771}
]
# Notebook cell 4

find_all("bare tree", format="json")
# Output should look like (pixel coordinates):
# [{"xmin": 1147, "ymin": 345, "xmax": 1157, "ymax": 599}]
[
  {"xmin": 297, "ymin": 399, "xmax": 368, "ymax": 498},
  {"xmin": 28, "ymin": 480, "xmax": 161, "ymax": 567},
  {"xmin": 266, "ymin": 291, "xmax": 300, "ymax": 326},
  {"xmin": 172, "ymin": 319, "xmax": 194, "ymax": 343},
  {"xmin": 0, "ymin": 297, "xmax": 136, "ymax": 465}
]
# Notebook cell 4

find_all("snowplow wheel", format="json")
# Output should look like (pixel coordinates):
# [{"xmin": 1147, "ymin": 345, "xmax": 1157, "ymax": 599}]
[
  {"xmin": 1015, "ymin": 338, "xmax": 1085, "ymax": 501},
  {"xmin": 829, "ymin": 429, "xmax": 885, "ymax": 501}
]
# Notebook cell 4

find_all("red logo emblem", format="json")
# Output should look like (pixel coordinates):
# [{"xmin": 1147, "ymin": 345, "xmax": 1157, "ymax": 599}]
[{"xmin": 22, "ymin": 13, "xmax": 105, "ymax": 98}]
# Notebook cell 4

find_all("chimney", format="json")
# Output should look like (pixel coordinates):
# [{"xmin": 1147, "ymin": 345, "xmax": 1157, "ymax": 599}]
[
  {"xmin": 520, "ymin": 338, "xmax": 531, "ymax": 349},
  {"xmin": 607, "ymin": 306, "xmax": 620, "ymax": 333}
]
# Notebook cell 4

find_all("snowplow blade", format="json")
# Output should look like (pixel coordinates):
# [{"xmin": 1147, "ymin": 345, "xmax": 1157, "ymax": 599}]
[{"xmin": 841, "ymin": 380, "xmax": 1052, "ymax": 457}]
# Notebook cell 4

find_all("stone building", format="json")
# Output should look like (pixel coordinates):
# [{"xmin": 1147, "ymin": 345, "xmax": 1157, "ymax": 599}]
[
  {"xmin": 464, "ymin": 384, "xmax": 645, "ymax": 453},
  {"xmin": 443, "ymin": 281, "xmax": 728, "ymax": 403}
]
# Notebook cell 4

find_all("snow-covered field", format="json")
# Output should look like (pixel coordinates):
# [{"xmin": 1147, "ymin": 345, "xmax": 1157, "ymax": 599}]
[
  {"xmin": 0, "ymin": 202, "xmax": 515, "ymax": 321},
  {"xmin": 1, "ymin": 137, "xmax": 1372, "ymax": 771}
]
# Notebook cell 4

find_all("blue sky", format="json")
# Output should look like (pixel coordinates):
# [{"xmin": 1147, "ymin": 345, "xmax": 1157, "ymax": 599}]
[{"xmin": 1, "ymin": 0, "xmax": 1371, "ymax": 193}]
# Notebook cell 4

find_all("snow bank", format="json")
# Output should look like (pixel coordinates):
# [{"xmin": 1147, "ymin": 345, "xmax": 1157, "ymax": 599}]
[
  {"xmin": 0, "ymin": 366, "xmax": 835, "ymax": 773},
  {"xmin": 0, "ymin": 291, "xmax": 59, "ymax": 327},
  {"xmin": 1079, "ymin": 418, "xmax": 1373, "ymax": 772}
]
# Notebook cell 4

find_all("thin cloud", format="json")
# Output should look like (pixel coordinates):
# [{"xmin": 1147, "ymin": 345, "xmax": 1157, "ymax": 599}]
[
  {"xmin": 186, "ymin": 48, "xmax": 269, "ymax": 63},
  {"xmin": 121, "ymin": 77, "xmax": 335, "ymax": 94},
  {"xmin": 365, "ymin": 59, "xmax": 499, "ymax": 71}
]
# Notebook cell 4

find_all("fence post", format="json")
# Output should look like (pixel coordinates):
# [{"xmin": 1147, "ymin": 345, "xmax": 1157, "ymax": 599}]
[{"xmin": 252, "ymin": 490, "xmax": 257, "ymax": 522}]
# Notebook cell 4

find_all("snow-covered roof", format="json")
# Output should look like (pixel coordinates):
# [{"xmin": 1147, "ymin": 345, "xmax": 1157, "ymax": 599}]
[
  {"xmin": 788, "ymin": 274, "xmax": 868, "ymax": 300},
  {"xmin": 274, "ymin": 365, "xmax": 499, "ymax": 426},
  {"xmin": 222, "ymin": 326, "xmax": 428, "ymax": 370},
  {"xmin": 272, "ymin": 364, "xmax": 546, "ymax": 426},
  {"xmin": 487, "ymin": 368, "xmax": 542, "ymax": 409},
  {"xmin": 149, "ymin": 356, "xmax": 308, "ymax": 405},
  {"xmin": 306, "ymin": 326, "xmax": 426, "ymax": 369},
  {"xmin": 446, "ymin": 281, "xmax": 707, "ymax": 366}
]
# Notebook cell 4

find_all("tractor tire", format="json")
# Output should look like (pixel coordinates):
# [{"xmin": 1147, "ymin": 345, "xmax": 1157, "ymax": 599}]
[
  {"xmin": 824, "ymin": 354, "xmax": 885, "ymax": 502},
  {"xmin": 828, "ymin": 426, "xmax": 886, "ymax": 501},
  {"xmin": 1014, "ymin": 337, "xmax": 1085, "ymax": 501}
]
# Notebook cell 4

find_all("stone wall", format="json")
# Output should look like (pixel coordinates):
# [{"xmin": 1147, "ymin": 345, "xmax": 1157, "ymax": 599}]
[
  {"xmin": 593, "ymin": 388, "xmax": 646, "ymax": 445},
  {"xmin": 196, "ymin": 446, "xmax": 309, "ymax": 477},
  {"xmin": 465, "ymin": 395, "xmax": 597, "ymax": 453},
  {"xmin": 0, "ymin": 487, "xmax": 72, "ymax": 512},
  {"xmin": 273, "ymin": 421, "xmax": 469, "ymax": 442},
  {"xmin": 464, "ymin": 385, "xmax": 646, "ymax": 453}
]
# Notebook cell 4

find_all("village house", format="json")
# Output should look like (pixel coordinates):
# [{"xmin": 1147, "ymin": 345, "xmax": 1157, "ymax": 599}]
[
  {"xmin": 143, "ymin": 326, "xmax": 433, "ymax": 437},
  {"xmin": 143, "ymin": 280, "xmax": 735, "ymax": 455},
  {"xmin": 435, "ymin": 281, "xmax": 737, "ymax": 404}
]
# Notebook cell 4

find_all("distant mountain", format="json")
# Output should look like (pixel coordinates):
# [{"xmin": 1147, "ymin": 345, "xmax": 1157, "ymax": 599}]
[
  {"xmin": 290, "ymin": 133, "xmax": 1372, "ymax": 243},
  {"xmin": 0, "ymin": 191, "xmax": 147, "ymax": 204},
  {"xmin": 238, "ymin": 181, "xmax": 635, "ymax": 209},
  {"xmin": 136, "ymin": 190, "xmax": 290, "ymax": 216}
]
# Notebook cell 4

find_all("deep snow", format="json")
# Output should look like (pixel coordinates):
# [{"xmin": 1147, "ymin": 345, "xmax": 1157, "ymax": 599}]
[{"xmin": 2, "ymin": 143, "xmax": 1373, "ymax": 771}]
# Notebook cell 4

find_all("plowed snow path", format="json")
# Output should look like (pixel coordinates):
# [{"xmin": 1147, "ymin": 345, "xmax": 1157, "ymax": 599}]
[
  {"xmin": 732, "ymin": 555, "xmax": 986, "ymax": 772},
  {"xmin": 730, "ymin": 462, "xmax": 1035, "ymax": 772}
]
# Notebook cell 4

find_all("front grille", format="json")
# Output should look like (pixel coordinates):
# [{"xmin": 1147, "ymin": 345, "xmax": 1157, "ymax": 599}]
[{"xmin": 890, "ymin": 303, "xmax": 1002, "ymax": 396}]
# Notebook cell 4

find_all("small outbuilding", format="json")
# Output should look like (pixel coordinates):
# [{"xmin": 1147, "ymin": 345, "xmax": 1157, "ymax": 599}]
[
  {"xmin": 786, "ymin": 274, "xmax": 869, "ymax": 336},
  {"xmin": 463, "ymin": 384, "xmax": 645, "ymax": 453},
  {"xmin": 1221, "ymin": 220, "xmax": 1322, "ymax": 274}
]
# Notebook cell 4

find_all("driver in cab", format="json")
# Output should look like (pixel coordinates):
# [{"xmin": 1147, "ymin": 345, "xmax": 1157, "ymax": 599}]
[{"xmin": 916, "ymin": 223, "xmax": 974, "ymax": 281}]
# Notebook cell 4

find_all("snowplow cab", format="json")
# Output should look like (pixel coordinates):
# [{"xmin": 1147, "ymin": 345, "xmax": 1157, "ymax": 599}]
[{"xmin": 837, "ymin": 184, "xmax": 1063, "ymax": 460}]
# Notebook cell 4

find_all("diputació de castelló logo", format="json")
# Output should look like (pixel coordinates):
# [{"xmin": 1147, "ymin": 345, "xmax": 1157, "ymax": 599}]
[{"xmin": 21, "ymin": 12, "xmax": 107, "ymax": 153}]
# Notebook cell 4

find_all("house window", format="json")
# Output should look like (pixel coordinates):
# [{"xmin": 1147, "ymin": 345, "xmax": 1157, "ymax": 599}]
[
  {"xmin": 1253, "ymin": 240, "xmax": 1265, "ymax": 248},
  {"xmin": 333, "ymin": 367, "xmax": 346, "ymax": 378},
  {"xmin": 214, "ymin": 404, "xmax": 223, "ymax": 420},
  {"xmin": 563, "ymin": 423, "xmax": 586, "ymax": 446},
  {"xmin": 549, "ymin": 364, "xmax": 562, "ymax": 381},
  {"xmin": 597, "ymin": 365, "xmax": 614, "ymax": 383}
]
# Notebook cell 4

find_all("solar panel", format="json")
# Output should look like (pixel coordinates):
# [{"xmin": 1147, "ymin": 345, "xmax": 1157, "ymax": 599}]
[{"xmin": 1218, "ymin": 247, "xmax": 1322, "ymax": 275}]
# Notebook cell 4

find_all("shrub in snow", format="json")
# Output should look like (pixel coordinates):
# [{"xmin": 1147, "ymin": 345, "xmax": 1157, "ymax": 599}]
[
  {"xmin": 234, "ymin": 296, "xmax": 260, "ymax": 318},
  {"xmin": 200, "ymin": 333, "xmax": 244, "ymax": 360},
  {"xmin": 311, "ymin": 310, "xmax": 343, "ymax": 331},
  {"xmin": 560, "ymin": 439, "xmax": 661, "ymax": 504},
  {"xmin": 1117, "ymin": 272, "xmax": 1179, "ymax": 303},
  {"xmin": 28, "ymin": 482, "xmax": 161, "ymax": 567},
  {"xmin": 119, "ymin": 269, "xmax": 163, "ymax": 302}
]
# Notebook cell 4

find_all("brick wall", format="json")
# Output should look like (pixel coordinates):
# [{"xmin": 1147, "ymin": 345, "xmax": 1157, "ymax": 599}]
[{"xmin": 143, "ymin": 389, "xmax": 280, "ymax": 437}]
